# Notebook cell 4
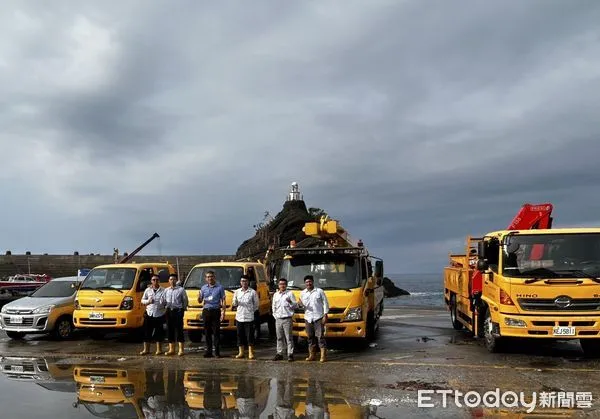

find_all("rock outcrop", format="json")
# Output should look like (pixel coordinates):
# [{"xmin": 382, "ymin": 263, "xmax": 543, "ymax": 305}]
[
  {"xmin": 382, "ymin": 277, "xmax": 410, "ymax": 297},
  {"xmin": 236, "ymin": 199, "xmax": 320, "ymax": 261}
]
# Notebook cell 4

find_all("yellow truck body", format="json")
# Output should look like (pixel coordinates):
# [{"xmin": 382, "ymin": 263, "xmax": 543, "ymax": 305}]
[
  {"xmin": 183, "ymin": 261, "xmax": 273, "ymax": 341},
  {"xmin": 444, "ymin": 228, "xmax": 600, "ymax": 355},
  {"xmin": 73, "ymin": 262, "xmax": 175, "ymax": 333}
]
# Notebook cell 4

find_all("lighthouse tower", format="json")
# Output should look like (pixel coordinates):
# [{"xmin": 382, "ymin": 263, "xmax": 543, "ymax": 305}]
[{"xmin": 287, "ymin": 182, "xmax": 302, "ymax": 201}]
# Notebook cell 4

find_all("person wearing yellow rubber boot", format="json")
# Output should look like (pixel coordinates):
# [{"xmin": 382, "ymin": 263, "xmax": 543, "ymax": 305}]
[
  {"xmin": 299, "ymin": 275, "xmax": 329, "ymax": 362},
  {"xmin": 232, "ymin": 274, "xmax": 259, "ymax": 360},
  {"xmin": 140, "ymin": 274, "xmax": 166, "ymax": 355},
  {"xmin": 164, "ymin": 273, "xmax": 188, "ymax": 356}
]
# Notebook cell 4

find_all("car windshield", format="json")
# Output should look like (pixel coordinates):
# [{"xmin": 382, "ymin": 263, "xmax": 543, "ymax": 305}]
[
  {"xmin": 279, "ymin": 254, "xmax": 360, "ymax": 290},
  {"xmin": 80, "ymin": 268, "xmax": 137, "ymax": 290},
  {"xmin": 184, "ymin": 266, "xmax": 244, "ymax": 289},
  {"xmin": 502, "ymin": 233, "xmax": 600, "ymax": 278},
  {"xmin": 31, "ymin": 280, "xmax": 77, "ymax": 298}
]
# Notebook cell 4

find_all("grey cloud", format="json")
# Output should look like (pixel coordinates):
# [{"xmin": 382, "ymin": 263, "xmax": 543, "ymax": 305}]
[{"xmin": 1, "ymin": 1, "xmax": 600, "ymax": 275}]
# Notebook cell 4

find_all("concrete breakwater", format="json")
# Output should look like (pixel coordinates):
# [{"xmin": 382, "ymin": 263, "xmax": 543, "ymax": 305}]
[{"xmin": 0, "ymin": 254, "xmax": 236, "ymax": 279}]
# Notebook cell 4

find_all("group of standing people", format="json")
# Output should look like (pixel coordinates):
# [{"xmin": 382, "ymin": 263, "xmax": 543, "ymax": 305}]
[
  {"xmin": 139, "ymin": 270, "xmax": 330, "ymax": 363},
  {"xmin": 140, "ymin": 273, "xmax": 188, "ymax": 356}
]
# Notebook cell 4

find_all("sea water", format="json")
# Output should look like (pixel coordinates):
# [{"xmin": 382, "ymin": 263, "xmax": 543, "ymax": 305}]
[{"xmin": 385, "ymin": 273, "xmax": 444, "ymax": 308}]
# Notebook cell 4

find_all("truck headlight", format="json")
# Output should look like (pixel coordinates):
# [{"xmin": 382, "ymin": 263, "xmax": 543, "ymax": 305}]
[
  {"xmin": 504, "ymin": 317, "xmax": 526, "ymax": 328},
  {"xmin": 33, "ymin": 305, "xmax": 55, "ymax": 314},
  {"xmin": 343, "ymin": 307, "xmax": 362, "ymax": 321},
  {"xmin": 120, "ymin": 297, "xmax": 134, "ymax": 310}
]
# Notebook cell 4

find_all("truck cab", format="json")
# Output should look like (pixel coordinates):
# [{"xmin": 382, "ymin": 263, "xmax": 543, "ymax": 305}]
[
  {"xmin": 73, "ymin": 262, "xmax": 175, "ymax": 335},
  {"xmin": 445, "ymin": 228, "xmax": 600, "ymax": 356},
  {"xmin": 183, "ymin": 261, "xmax": 274, "ymax": 341},
  {"xmin": 73, "ymin": 364, "xmax": 147, "ymax": 418},
  {"xmin": 278, "ymin": 246, "xmax": 384, "ymax": 340}
]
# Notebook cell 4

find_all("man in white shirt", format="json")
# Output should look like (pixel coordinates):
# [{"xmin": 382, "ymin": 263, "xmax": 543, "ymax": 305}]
[
  {"xmin": 299, "ymin": 274, "xmax": 329, "ymax": 362},
  {"xmin": 271, "ymin": 278, "xmax": 297, "ymax": 361},
  {"xmin": 140, "ymin": 274, "xmax": 166, "ymax": 355},
  {"xmin": 164, "ymin": 273, "xmax": 189, "ymax": 356},
  {"xmin": 232, "ymin": 274, "xmax": 259, "ymax": 359}
]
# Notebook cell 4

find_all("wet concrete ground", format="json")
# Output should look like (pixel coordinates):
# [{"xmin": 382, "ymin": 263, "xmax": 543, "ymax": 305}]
[{"xmin": 1, "ymin": 306, "xmax": 600, "ymax": 417}]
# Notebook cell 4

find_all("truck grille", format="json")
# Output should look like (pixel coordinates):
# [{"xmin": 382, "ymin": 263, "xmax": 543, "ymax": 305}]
[{"xmin": 518, "ymin": 297, "xmax": 600, "ymax": 311}]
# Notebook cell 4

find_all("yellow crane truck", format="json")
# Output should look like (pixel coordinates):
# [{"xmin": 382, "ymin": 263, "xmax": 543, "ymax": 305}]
[
  {"xmin": 276, "ymin": 216, "xmax": 384, "ymax": 341},
  {"xmin": 444, "ymin": 204, "xmax": 600, "ymax": 356}
]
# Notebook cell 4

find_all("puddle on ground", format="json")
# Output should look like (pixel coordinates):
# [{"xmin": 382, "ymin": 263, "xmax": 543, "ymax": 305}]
[{"xmin": 0, "ymin": 355, "xmax": 384, "ymax": 418}]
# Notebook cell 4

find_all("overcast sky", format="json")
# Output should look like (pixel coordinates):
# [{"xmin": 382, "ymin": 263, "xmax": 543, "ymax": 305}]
[{"xmin": 1, "ymin": 1, "xmax": 600, "ymax": 274}]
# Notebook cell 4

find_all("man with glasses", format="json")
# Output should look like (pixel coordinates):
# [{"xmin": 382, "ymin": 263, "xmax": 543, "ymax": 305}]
[{"xmin": 198, "ymin": 270, "xmax": 226, "ymax": 357}]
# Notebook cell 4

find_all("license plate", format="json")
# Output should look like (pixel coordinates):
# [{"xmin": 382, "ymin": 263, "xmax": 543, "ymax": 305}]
[
  {"xmin": 89, "ymin": 312, "xmax": 104, "ymax": 320},
  {"xmin": 9, "ymin": 316, "xmax": 23, "ymax": 324},
  {"xmin": 11, "ymin": 365, "xmax": 24, "ymax": 372},
  {"xmin": 90, "ymin": 375, "xmax": 105, "ymax": 384},
  {"xmin": 553, "ymin": 326, "xmax": 576, "ymax": 336}
]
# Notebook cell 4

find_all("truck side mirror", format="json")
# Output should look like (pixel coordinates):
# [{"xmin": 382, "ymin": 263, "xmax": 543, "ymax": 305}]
[
  {"xmin": 477, "ymin": 241, "xmax": 486, "ymax": 259},
  {"xmin": 375, "ymin": 260, "xmax": 384, "ymax": 278},
  {"xmin": 477, "ymin": 259, "xmax": 489, "ymax": 271}
]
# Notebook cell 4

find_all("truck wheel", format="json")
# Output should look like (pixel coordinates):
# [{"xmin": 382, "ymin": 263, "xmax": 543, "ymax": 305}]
[
  {"xmin": 580, "ymin": 339, "xmax": 600, "ymax": 358},
  {"xmin": 366, "ymin": 312, "xmax": 376, "ymax": 341},
  {"xmin": 267, "ymin": 316, "xmax": 276, "ymax": 338},
  {"xmin": 449, "ymin": 294, "xmax": 463, "ymax": 330},
  {"xmin": 6, "ymin": 331, "xmax": 25, "ymax": 340},
  {"xmin": 53, "ymin": 316, "xmax": 73, "ymax": 340},
  {"xmin": 188, "ymin": 330, "xmax": 203, "ymax": 343},
  {"xmin": 483, "ymin": 308, "xmax": 503, "ymax": 353}
]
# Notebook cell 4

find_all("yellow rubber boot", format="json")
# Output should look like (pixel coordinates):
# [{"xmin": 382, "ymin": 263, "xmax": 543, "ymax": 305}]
[
  {"xmin": 248, "ymin": 346, "xmax": 255, "ymax": 360},
  {"xmin": 155, "ymin": 342, "xmax": 164, "ymax": 355},
  {"xmin": 178, "ymin": 342, "xmax": 184, "ymax": 356},
  {"xmin": 139, "ymin": 342, "xmax": 150, "ymax": 355},
  {"xmin": 235, "ymin": 346, "xmax": 245, "ymax": 359},
  {"xmin": 320, "ymin": 348, "xmax": 327, "ymax": 363},
  {"xmin": 305, "ymin": 347, "xmax": 316, "ymax": 361},
  {"xmin": 164, "ymin": 343, "xmax": 176, "ymax": 356}
]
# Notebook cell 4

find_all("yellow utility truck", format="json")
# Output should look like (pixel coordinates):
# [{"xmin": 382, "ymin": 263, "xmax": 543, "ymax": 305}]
[
  {"xmin": 444, "ymin": 204, "xmax": 600, "ymax": 355},
  {"xmin": 276, "ymin": 216, "xmax": 384, "ymax": 340},
  {"xmin": 183, "ymin": 261, "xmax": 274, "ymax": 342},
  {"xmin": 73, "ymin": 233, "xmax": 175, "ymax": 337}
]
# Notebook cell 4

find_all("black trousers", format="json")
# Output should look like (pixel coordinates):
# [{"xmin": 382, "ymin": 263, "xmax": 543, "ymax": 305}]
[
  {"xmin": 202, "ymin": 308, "xmax": 221, "ymax": 354},
  {"xmin": 166, "ymin": 308, "xmax": 185, "ymax": 342},
  {"xmin": 236, "ymin": 320, "xmax": 255, "ymax": 347},
  {"xmin": 143, "ymin": 313, "xmax": 165, "ymax": 343}
]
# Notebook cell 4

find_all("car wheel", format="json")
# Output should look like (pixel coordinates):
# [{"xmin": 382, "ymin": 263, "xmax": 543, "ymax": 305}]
[{"xmin": 53, "ymin": 317, "xmax": 73, "ymax": 340}]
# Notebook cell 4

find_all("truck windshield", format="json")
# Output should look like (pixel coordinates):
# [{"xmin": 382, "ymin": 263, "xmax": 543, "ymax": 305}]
[
  {"xmin": 184, "ymin": 266, "xmax": 244, "ymax": 290},
  {"xmin": 279, "ymin": 255, "xmax": 360, "ymax": 290},
  {"xmin": 82, "ymin": 402, "xmax": 138, "ymax": 418},
  {"xmin": 80, "ymin": 268, "xmax": 137, "ymax": 290},
  {"xmin": 502, "ymin": 233, "xmax": 600, "ymax": 278},
  {"xmin": 31, "ymin": 280, "xmax": 77, "ymax": 298}
]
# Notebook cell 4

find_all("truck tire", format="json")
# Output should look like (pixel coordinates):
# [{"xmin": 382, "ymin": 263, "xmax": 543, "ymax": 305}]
[
  {"xmin": 482, "ymin": 307, "xmax": 503, "ymax": 353},
  {"xmin": 366, "ymin": 311, "xmax": 376, "ymax": 341},
  {"xmin": 188, "ymin": 330, "xmax": 203, "ymax": 343},
  {"xmin": 52, "ymin": 316, "xmax": 73, "ymax": 340},
  {"xmin": 449, "ymin": 294, "xmax": 463, "ymax": 330},
  {"xmin": 580, "ymin": 339, "xmax": 600, "ymax": 358}
]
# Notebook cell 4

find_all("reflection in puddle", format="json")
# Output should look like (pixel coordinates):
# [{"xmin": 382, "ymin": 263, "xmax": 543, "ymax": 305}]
[{"xmin": 0, "ymin": 356, "xmax": 370, "ymax": 418}]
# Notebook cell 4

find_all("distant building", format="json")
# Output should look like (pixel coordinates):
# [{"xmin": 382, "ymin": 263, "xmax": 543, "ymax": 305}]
[{"xmin": 287, "ymin": 182, "xmax": 303, "ymax": 201}]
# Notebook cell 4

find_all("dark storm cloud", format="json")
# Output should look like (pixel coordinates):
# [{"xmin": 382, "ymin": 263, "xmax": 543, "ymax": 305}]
[{"xmin": 1, "ymin": 0, "xmax": 600, "ymax": 274}]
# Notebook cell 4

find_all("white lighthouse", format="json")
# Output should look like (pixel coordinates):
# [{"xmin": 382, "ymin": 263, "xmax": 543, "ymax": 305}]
[{"xmin": 287, "ymin": 182, "xmax": 302, "ymax": 201}]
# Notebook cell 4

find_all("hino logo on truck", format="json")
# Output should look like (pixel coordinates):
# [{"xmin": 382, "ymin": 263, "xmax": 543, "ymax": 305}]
[
  {"xmin": 517, "ymin": 294, "xmax": 537, "ymax": 298},
  {"xmin": 554, "ymin": 296, "xmax": 572, "ymax": 308}
]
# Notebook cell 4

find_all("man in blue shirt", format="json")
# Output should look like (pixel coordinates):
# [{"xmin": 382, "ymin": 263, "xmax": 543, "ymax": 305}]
[{"xmin": 198, "ymin": 270, "xmax": 226, "ymax": 357}]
